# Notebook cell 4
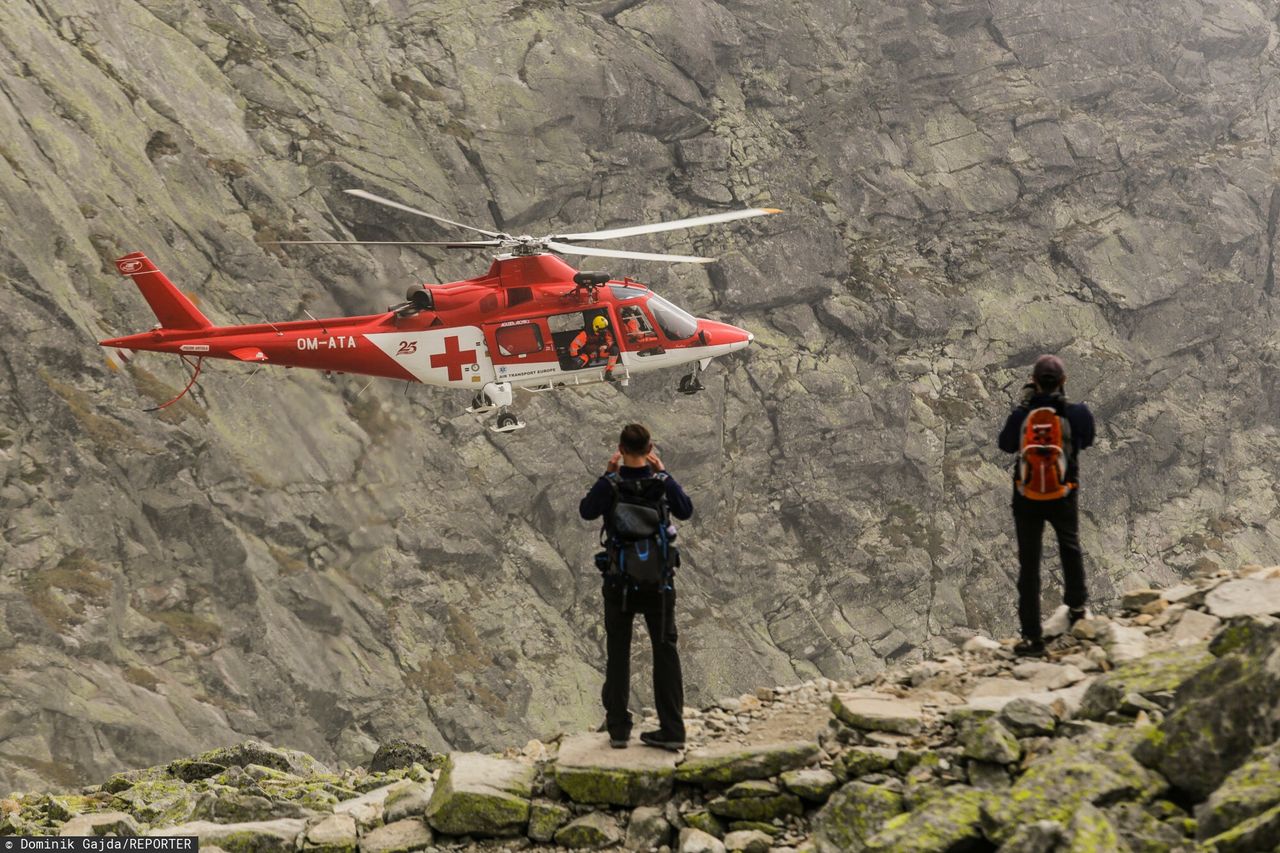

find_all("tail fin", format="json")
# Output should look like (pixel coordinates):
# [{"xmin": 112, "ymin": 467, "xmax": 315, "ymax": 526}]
[{"xmin": 114, "ymin": 252, "xmax": 212, "ymax": 330}]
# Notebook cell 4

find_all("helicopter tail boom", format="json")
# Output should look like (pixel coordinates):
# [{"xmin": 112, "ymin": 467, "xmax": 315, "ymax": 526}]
[{"xmin": 113, "ymin": 252, "xmax": 212, "ymax": 331}]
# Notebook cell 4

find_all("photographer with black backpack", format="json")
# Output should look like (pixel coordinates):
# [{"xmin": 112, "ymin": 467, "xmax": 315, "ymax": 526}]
[{"xmin": 580, "ymin": 423, "xmax": 693, "ymax": 750}]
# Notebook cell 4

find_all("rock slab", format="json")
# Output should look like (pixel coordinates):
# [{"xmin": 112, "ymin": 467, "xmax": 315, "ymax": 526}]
[
  {"xmin": 555, "ymin": 733, "xmax": 677, "ymax": 805},
  {"xmin": 423, "ymin": 752, "xmax": 534, "ymax": 838},
  {"xmin": 830, "ymin": 694, "xmax": 925, "ymax": 734}
]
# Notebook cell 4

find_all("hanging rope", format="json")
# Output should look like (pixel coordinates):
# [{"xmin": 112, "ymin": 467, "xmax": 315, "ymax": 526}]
[{"xmin": 145, "ymin": 355, "xmax": 204, "ymax": 412}]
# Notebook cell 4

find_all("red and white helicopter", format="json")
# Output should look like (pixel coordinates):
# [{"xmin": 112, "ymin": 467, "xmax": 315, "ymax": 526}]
[{"xmin": 100, "ymin": 189, "xmax": 778, "ymax": 432}]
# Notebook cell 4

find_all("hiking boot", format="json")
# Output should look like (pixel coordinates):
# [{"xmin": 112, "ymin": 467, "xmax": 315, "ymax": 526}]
[
  {"xmin": 1014, "ymin": 637, "xmax": 1046, "ymax": 657},
  {"xmin": 604, "ymin": 371, "xmax": 619, "ymax": 384},
  {"xmin": 1068, "ymin": 607, "xmax": 1088, "ymax": 627},
  {"xmin": 609, "ymin": 735, "xmax": 629, "ymax": 749},
  {"xmin": 639, "ymin": 730, "xmax": 685, "ymax": 752}
]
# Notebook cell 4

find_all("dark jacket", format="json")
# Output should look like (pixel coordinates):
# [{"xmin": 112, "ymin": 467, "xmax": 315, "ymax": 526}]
[
  {"xmin": 999, "ymin": 392, "xmax": 1096, "ymax": 485},
  {"xmin": 580, "ymin": 465, "xmax": 693, "ymax": 522}
]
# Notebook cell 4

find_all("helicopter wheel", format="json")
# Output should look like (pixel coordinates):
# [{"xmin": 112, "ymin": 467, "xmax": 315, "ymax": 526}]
[
  {"xmin": 471, "ymin": 391, "xmax": 488, "ymax": 409},
  {"xmin": 678, "ymin": 373, "xmax": 704, "ymax": 395},
  {"xmin": 496, "ymin": 412, "xmax": 519, "ymax": 430}
]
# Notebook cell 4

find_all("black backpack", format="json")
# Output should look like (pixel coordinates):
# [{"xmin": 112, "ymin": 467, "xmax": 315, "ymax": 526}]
[{"xmin": 599, "ymin": 472, "xmax": 678, "ymax": 593}]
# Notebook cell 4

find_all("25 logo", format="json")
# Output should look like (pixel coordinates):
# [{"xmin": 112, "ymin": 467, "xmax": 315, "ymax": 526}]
[{"xmin": 396, "ymin": 341, "xmax": 417, "ymax": 356}]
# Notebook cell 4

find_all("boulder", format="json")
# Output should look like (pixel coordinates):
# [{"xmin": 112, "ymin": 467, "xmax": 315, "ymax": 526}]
[
  {"xmin": 624, "ymin": 805, "xmax": 670, "ymax": 850},
  {"xmin": 707, "ymin": 792, "xmax": 803, "ymax": 821},
  {"xmin": 423, "ymin": 752, "xmax": 534, "ymax": 837},
  {"xmin": 333, "ymin": 782, "xmax": 402, "ymax": 826},
  {"xmin": 834, "ymin": 746, "xmax": 899, "ymax": 781},
  {"xmin": 683, "ymin": 809, "xmax": 725, "ymax": 837},
  {"xmin": 357, "ymin": 817, "xmax": 433, "ymax": 853},
  {"xmin": 555, "ymin": 733, "xmax": 677, "ymax": 805},
  {"xmin": 1171, "ymin": 609, "xmax": 1222, "ymax": 644},
  {"xmin": 1195, "ymin": 742, "xmax": 1280, "ymax": 839},
  {"xmin": 528, "ymin": 801, "xmax": 572, "ymax": 843},
  {"xmin": 1060, "ymin": 803, "xmax": 1122, "ymax": 852},
  {"xmin": 58, "ymin": 811, "xmax": 140, "ymax": 837},
  {"xmin": 1135, "ymin": 617, "xmax": 1280, "ymax": 800},
  {"xmin": 1077, "ymin": 643, "xmax": 1213, "ymax": 720},
  {"xmin": 554, "ymin": 811, "xmax": 624, "ymax": 849},
  {"xmin": 861, "ymin": 786, "xmax": 991, "ymax": 852},
  {"xmin": 679, "ymin": 827, "xmax": 727, "ymax": 853},
  {"xmin": 197, "ymin": 741, "xmax": 327, "ymax": 777},
  {"xmin": 965, "ymin": 761, "xmax": 1009, "ymax": 790},
  {"xmin": 303, "ymin": 813, "xmax": 358, "ymax": 852},
  {"xmin": 675, "ymin": 741, "xmax": 819, "ymax": 785},
  {"xmin": 1103, "ymin": 624, "xmax": 1149, "ymax": 663},
  {"xmin": 984, "ymin": 728, "xmax": 1166, "ymax": 843},
  {"xmin": 1205, "ymin": 578, "xmax": 1280, "ymax": 618},
  {"xmin": 149, "ymin": 818, "xmax": 306, "ymax": 852},
  {"xmin": 811, "ymin": 782, "xmax": 904, "ymax": 853},
  {"xmin": 780, "ymin": 768, "xmax": 839, "ymax": 802},
  {"xmin": 996, "ymin": 820, "xmax": 1065, "ymax": 852},
  {"xmin": 998, "ymin": 698, "xmax": 1057, "ymax": 737},
  {"xmin": 830, "ymin": 694, "xmax": 925, "ymax": 734},
  {"xmin": 368, "ymin": 741, "xmax": 438, "ymax": 773},
  {"xmin": 383, "ymin": 782, "xmax": 432, "ymax": 823},
  {"xmin": 723, "ymin": 829, "xmax": 771, "ymax": 852},
  {"xmin": 1200, "ymin": 803, "xmax": 1280, "ymax": 852},
  {"xmin": 959, "ymin": 718, "xmax": 1020, "ymax": 765}
]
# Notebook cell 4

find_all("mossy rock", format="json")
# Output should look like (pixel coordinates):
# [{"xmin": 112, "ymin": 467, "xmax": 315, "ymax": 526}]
[
  {"xmin": 1060, "ymin": 803, "xmax": 1122, "ymax": 852},
  {"xmin": 1200, "ymin": 802, "xmax": 1280, "ymax": 852},
  {"xmin": 958, "ymin": 719, "xmax": 1020, "ymax": 765},
  {"xmin": 684, "ymin": 809, "xmax": 725, "ymax": 837},
  {"xmin": 708, "ymin": 792, "xmax": 803, "ymax": 821},
  {"xmin": 168, "ymin": 760, "xmax": 228, "ymax": 782},
  {"xmin": 985, "ymin": 727, "xmax": 1166, "ymax": 844},
  {"xmin": 368, "ymin": 741, "xmax": 441, "ymax": 774},
  {"xmin": 553, "ymin": 811, "xmax": 623, "ymax": 849},
  {"xmin": 835, "ymin": 747, "xmax": 898, "ymax": 781},
  {"xmin": 862, "ymin": 785, "xmax": 991, "ymax": 853},
  {"xmin": 780, "ymin": 768, "xmax": 839, "ymax": 802},
  {"xmin": 1135, "ymin": 619, "xmax": 1280, "ymax": 800},
  {"xmin": 423, "ymin": 753, "xmax": 534, "ymax": 837},
  {"xmin": 675, "ymin": 741, "xmax": 820, "ymax": 785},
  {"xmin": 111, "ymin": 779, "xmax": 199, "ymax": 825},
  {"xmin": 1078, "ymin": 644, "xmax": 1212, "ymax": 721},
  {"xmin": 528, "ymin": 801, "xmax": 570, "ymax": 843},
  {"xmin": 1195, "ymin": 742, "xmax": 1280, "ymax": 840},
  {"xmin": 812, "ymin": 782, "xmax": 904, "ymax": 853},
  {"xmin": 150, "ymin": 818, "xmax": 306, "ymax": 852}
]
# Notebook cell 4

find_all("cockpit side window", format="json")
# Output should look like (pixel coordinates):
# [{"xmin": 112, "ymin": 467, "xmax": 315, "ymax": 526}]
[{"xmin": 647, "ymin": 295, "xmax": 699, "ymax": 341}]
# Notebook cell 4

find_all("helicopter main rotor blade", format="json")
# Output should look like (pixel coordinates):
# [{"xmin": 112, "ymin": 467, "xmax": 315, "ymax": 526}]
[
  {"xmin": 544, "ymin": 240, "xmax": 715, "ymax": 264},
  {"xmin": 344, "ymin": 189, "xmax": 507, "ymax": 239},
  {"xmin": 263, "ymin": 239, "xmax": 503, "ymax": 248},
  {"xmin": 552, "ymin": 207, "xmax": 781, "ymax": 243}
]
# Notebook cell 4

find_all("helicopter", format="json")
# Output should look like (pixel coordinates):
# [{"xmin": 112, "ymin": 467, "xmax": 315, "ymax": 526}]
[{"xmin": 100, "ymin": 189, "xmax": 779, "ymax": 432}]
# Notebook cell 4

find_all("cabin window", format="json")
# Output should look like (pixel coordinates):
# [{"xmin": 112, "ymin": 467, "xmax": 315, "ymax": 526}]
[
  {"xmin": 647, "ymin": 295, "xmax": 699, "ymax": 340},
  {"xmin": 507, "ymin": 287, "xmax": 533, "ymax": 307},
  {"xmin": 495, "ymin": 323, "xmax": 544, "ymax": 356},
  {"xmin": 619, "ymin": 305, "xmax": 657, "ymax": 344},
  {"xmin": 609, "ymin": 285, "xmax": 648, "ymax": 301}
]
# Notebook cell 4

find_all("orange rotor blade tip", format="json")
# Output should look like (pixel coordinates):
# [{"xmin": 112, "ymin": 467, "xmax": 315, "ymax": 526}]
[{"xmin": 762, "ymin": 208, "xmax": 783, "ymax": 214}]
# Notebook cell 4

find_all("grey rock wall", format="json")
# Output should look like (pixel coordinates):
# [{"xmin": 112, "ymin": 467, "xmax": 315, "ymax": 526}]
[{"xmin": 1, "ymin": 0, "xmax": 1279, "ymax": 790}]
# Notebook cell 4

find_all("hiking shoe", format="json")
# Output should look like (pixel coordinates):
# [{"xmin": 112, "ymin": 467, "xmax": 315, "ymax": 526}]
[
  {"xmin": 609, "ymin": 736, "xmax": 629, "ymax": 749},
  {"xmin": 604, "ymin": 371, "xmax": 619, "ymax": 384},
  {"xmin": 1014, "ymin": 637, "xmax": 1046, "ymax": 657},
  {"xmin": 639, "ymin": 731, "xmax": 685, "ymax": 751},
  {"xmin": 1068, "ymin": 607, "xmax": 1088, "ymax": 627}
]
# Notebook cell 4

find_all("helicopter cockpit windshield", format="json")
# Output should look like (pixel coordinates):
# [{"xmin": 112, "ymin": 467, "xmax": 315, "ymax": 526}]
[{"xmin": 646, "ymin": 294, "xmax": 699, "ymax": 341}]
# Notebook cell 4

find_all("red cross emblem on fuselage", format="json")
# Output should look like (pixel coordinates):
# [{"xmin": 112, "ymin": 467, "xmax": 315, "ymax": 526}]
[{"xmin": 430, "ymin": 335, "xmax": 478, "ymax": 381}]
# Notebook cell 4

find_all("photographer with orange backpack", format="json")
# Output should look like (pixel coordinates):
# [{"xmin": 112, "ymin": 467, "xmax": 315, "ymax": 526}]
[{"xmin": 998, "ymin": 355, "xmax": 1095, "ymax": 657}]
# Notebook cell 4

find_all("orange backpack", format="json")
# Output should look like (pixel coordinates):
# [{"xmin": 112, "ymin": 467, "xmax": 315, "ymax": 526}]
[{"xmin": 1016, "ymin": 406, "xmax": 1074, "ymax": 500}]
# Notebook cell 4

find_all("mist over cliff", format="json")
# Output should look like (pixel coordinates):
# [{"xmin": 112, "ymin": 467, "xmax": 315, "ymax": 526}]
[{"xmin": 2, "ymin": 0, "xmax": 1280, "ymax": 791}]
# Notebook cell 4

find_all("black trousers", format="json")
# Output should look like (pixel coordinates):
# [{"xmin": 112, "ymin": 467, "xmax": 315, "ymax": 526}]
[
  {"xmin": 1013, "ymin": 491, "xmax": 1088, "ymax": 640},
  {"xmin": 602, "ymin": 584, "xmax": 684, "ymax": 741}
]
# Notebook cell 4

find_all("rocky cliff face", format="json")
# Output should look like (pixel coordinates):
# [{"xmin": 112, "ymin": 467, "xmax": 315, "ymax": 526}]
[{"xmin": 2, "ymin": 0, "xmax": 1280, "ymax": 791}]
